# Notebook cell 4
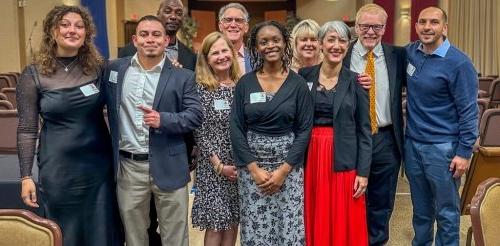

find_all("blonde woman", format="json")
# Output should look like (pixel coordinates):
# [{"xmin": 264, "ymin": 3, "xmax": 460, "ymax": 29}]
[
  {"xmin": 192, "ymin": 31, "xmax": 241, "ymax": 246},
  {"xmin": 291, "ymin": 19, "xmax": 322, "ymax": 72}
]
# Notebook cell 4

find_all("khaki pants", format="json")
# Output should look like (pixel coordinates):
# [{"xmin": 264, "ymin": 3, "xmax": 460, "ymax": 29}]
[{"xmin": 117, "ymin": 157, "xmax": 189, "ymax": 246}]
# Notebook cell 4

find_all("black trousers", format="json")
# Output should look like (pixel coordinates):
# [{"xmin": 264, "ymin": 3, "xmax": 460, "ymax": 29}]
[{"xmin": 366, "ymin": 126, "xmax": 401, "ymax": 246}]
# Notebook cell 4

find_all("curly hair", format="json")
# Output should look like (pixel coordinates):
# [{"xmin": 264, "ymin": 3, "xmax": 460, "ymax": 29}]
[
  {"xmin": 247, "ymin": 21, "xmax": 292, "ymax": 72},
  {"xmin": 33, "ymin": 5, "xmax": 103, "ymax": 76}
]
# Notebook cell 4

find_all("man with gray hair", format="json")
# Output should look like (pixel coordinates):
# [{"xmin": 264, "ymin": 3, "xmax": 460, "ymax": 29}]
[
  {"xmin": 218, "ymin": 3, "xmax": 252, "ymax": 73},
  {"xmin": 344, "ymin": 4, "xmax": 407, "ymax": 245}
]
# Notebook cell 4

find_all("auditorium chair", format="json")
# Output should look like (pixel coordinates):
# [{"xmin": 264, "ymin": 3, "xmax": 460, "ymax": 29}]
[
  {"xmin": 0, "ymin": 109, "xmax": 18, "ymax": 154},
  {"xmin": 488, "ymin": 79, "xmax": 500, "ymax": 108},
  {"xmin": 0, "ymin": 209, "xmax": 62, "ymax": 246},
  {"xmin": 0, "ymin": 87, "xmax": 16, "ymax": 108},
  {"xmin": 477, "ymin": 99, "xmax": 489, "ymax": 129},
  {"xmin": 0, "ymin": 73, "xmax": 18, "ymax": 87},
  {"xmin": 0, "ymin": 92, "xmax": 8, "ymax": 101},
  {"xmin": 478, "ymin": 77, "xmax": 494, "ymax": 98},
  {"xmin": 0, "ymin": 75, "xmax": 11, "ymax": 90},
  {"xmin": 0, "ymin": 100, "xmax": 14, "ymax": 110},
  {"xmin": 478, "ymin": 108, "xmax": 500, "ymax": 147},
  {"xmin": 470, "ymin": 177, "xmax": 500, "ymax": 246},
  {"xmin": 461, "ymin": 109, "xmax": 500, "ymax": 245}
]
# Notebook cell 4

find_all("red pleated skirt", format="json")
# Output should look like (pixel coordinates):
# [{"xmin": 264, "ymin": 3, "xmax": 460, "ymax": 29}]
[{"xmin": 304, "ymin": 126, "xmax": 368, "ymax": 246}]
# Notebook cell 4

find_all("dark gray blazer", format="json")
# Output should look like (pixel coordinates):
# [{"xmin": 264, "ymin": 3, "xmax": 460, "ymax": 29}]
[
  {"xmin": 102, "ymin": 57, "xmax": 203, "ymax": 191},
  {"xmin": 299, "ymin": 65, "xmax": 372, "ymax": 177},
  {"xmin": 344, "ymin": 43, "xmax": 407, "ymax": 157},
  {"xmin": 118, "ymin": 40, "xmax": 197, "ymax": 71}
]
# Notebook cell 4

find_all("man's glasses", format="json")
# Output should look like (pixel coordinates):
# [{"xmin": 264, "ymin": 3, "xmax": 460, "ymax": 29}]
[
  {"xmin": 221, "ymin": 17, "xmax": 247, "ymax": 25},
  {"xmin": 357, "ymin": 24, "xmax": 385, "ymax": 33}
]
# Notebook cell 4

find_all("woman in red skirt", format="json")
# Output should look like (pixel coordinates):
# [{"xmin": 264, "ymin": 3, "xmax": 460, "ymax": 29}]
[{"xmin": 298, "ymin": 20, "xmax": 372, "ymax": 246}]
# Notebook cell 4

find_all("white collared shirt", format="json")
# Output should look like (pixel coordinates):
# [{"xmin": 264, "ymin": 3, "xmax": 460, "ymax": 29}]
[
  {"xmin": 350, "ymin": 40, "xmax": 392, "ymax": 127},
  {"xmin": 119, "ymin": 54, "xmax": 166, "ymax": 153},
  {"xmin": 237, "ymin": 44, "xmax": 246, "ymax": 74}
]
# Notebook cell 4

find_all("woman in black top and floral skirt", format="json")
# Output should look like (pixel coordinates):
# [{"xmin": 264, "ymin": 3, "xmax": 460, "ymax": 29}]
[{"xmin": 230, "ymin": 21, "xmax": 313, "ymax": 245}]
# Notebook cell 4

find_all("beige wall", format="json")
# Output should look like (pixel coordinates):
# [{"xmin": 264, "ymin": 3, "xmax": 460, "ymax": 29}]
[
  {"xmin": 0, "ymin": 0, "xmax": 79, "ymax": 73},
  {"xmin": 394, "ymin": 0, "xmax": 411, "ymax": 46},
  {"xmin": 124, "ymin": 0, "xmax": 188, "ymax": 21},
  {"xmin": 296, "ymin": 0, "xmax": 358, "ymax": 25},
  {"xmin": 107, "ymin": 0, "xmax": 118, "ymax": 58},
  {"xmin": 0, "ymin": 0, "xmax": 21, "ymax": 72}
]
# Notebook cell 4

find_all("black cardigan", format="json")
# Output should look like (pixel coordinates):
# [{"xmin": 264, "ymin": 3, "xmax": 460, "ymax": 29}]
[
  {"xmin": 230, "ymin": 70, "xmax": 313, "ymax": 168},
  {"xmin": 299, "ymin": 64, "xmax": 372, "ymax": 177}
]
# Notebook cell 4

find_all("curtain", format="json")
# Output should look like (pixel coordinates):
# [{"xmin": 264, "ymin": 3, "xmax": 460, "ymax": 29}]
[
  {"xmin": 448, "ymin": 0, "xmax": 499, "ymax": 76},
  {"xmin": 81, "ymin": 0, "xmax": 109, "ymax": 59}
]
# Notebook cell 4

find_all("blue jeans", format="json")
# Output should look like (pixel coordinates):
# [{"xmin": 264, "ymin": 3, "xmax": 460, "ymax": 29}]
[{"xmin": 404, "ymin": 138, "xmax": 461, "ymax": 246}]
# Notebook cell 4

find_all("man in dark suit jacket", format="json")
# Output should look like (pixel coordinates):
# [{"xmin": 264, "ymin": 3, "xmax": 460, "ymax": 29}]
[
  {"xmin": 217, "ymin": 3, "xmax": 252, "ymax": 73},
  {"xmin": 117, "ymin": 2, "xmax": 197, "ymax": 245},
  {"xmin": 103, "ymin": 15, "xmax": 202, "ymax": 246},
  {"xmin": 343, "ymin": 4, "xmax": 407, "ymax": 246}
]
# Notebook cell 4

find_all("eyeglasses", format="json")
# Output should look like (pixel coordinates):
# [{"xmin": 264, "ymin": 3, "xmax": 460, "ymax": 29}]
[
  {"xmin": 221, "ymin": 17, "xmax": 247, "ymax": 25},
  {"xmin": 357, "ymin": 24, "xmax": 385, "ymax": 33}
]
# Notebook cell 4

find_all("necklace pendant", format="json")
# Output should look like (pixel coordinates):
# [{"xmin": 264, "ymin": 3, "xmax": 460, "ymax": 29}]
[{"xmin": 64, "ymin": 67, "xmax": 69, "ymax": 72}]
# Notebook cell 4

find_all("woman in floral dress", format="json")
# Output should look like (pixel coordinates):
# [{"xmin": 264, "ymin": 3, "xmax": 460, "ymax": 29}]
[{"xmin": 191, "ymin": 31, "xmax": 242, "ymax": 246}]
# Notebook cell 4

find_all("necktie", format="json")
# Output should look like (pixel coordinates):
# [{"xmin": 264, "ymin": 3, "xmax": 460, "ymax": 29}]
[{"xmin": 365, "ymin": 50, "xmax": 378, "ymax": 134}]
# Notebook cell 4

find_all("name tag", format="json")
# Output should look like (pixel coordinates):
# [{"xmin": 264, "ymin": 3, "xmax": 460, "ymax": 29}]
[
  {"xmin": 250, "ymin": 92, "xmax": 266, "ymax": 104},
  {"xmin": 307, "ymin": 82, "xmax": 313, "ymax": 91},
  {"xmin": 214, "ymin": 99, "xmax": 230, "ymax": 110},
  {"xmin": 407, "ymin": 63, "xmax": 416, "ymax": 76},
  {"xmin": 80, "ymin": 84, "xmax": 99, "ymax": 97},
  {"xmin": 109, "ymin": 70, "xmax": 118, "ymax": 83}
]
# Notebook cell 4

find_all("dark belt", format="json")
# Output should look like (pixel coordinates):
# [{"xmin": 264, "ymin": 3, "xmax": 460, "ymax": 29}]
[
  {"xmin": 119, "ymin": 150, "xmax": 149, "ymax": 161},
  {"xmin": 378, "ymin": 124, "xmax": 393, "ymax": 132}
]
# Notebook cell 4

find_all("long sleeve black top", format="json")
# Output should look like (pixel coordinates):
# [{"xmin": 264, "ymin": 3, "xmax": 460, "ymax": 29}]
[{"xmin": 230, "ymin": 70, "xmax": 313, "ymax": 168}]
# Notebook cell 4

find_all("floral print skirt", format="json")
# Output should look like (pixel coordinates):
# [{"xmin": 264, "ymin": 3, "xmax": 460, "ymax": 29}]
[{"xmin": 238, "ymin": 131, "xmax": 305, "ymax": 245}]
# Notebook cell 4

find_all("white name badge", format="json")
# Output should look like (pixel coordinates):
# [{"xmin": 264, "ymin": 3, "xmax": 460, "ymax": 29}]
[
  {"xmin": 307, "ymin": 82, "xmax": 313, "ymax": 91},
  {"xmin": 250, "ymin": 92, "xmax": 266, "ymax": 104},
  {"xmin": 407, "ymin": 63, "xmax": 416, "ymax": 76},
  {"xmin": 109, "ymin": 70, "xmax": 118, "ymax": 83},
  {"xmin": 80, "ymin": 84, "xmax": 100, "ymax": 97},
  {"xmin": 214, "ymin": 99, "xmax": 230, "ymax": 110}
]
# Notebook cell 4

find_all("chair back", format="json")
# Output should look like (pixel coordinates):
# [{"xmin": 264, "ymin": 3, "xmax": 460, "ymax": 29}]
[
  {"xmin": 0, "ymin": 87, "xmax": 16, "ymax": 108},
  {"xmin": 0, "ymin": 109, "xmax": 18, "ymax": 154},
  {"xmin": 478, "ymin": 77, "xmax": 494, "ymax": 96},
  {"xmin": 0, "ymin": 100, "xmax": 14, "ymax": 110},
  {"xmin": 0, "ymin": 73, "xmax": 18, "ymax": 87},
  {"xmin": 477, "ymin": 99, "xmax": 488, "ymax": 129},
  {"xmin": 489, "ymin": 79, "xmax": 500, "ymax": 108},
  {"xmin": 0, "ymin": 209, "xmax": 62, "ymax": 246},
  {"xmin": 0, "ymin": 75, "xmax": 11, "ymax": 90},
  {"xmin": 479, "ymin": 108, "xmax": 500, "ymax": 147},
  {"xmin": 470, "ymin": 177, "xmax": 500, "ymax": 246}
]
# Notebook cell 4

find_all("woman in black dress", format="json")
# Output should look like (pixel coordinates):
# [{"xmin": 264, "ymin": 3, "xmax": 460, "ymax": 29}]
[
  {"xmin": 17, "ymin": 6, "xmax": 122, "ymax": 245},
  {"xmin": 230, "ymin": 21, "xmax": 313, "ymax": 245}
]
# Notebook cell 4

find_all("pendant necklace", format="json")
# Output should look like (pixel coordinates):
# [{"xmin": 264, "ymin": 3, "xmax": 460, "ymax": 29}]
[{"xmin": 55, "ymin": 57, "xmax": 78, "ymax": 72}]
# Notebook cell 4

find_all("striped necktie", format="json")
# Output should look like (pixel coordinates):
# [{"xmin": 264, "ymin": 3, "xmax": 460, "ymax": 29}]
[{"xmin": 365, "ymin": 50, "xmax": 378, "ymax": 134}]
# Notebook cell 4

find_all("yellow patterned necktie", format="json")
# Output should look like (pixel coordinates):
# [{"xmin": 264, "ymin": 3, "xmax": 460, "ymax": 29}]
[{"xmin": 365, "ymin": 50, "xmax": 378, "ymax": 134}]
